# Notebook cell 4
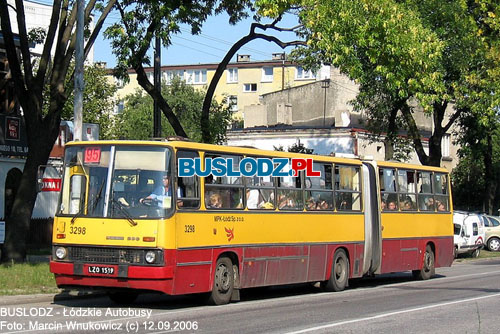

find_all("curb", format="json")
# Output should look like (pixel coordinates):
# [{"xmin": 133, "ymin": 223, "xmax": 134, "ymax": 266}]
[{"xmin": 0, "ymin": 290, "xmax": 106, "ymax": 306}]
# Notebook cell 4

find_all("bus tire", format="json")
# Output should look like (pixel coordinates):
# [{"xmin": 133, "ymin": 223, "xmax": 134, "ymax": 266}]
[
  {"xmin": 108, "ymin": 291, "xmax": 138, "ymax": 304},
  {"xmin": 208, "ymin": 257, "xmax": 234, "ymax": 305},
  {"xmin": 412, "ymin": 245, "xmax": 435, "ymax": 280},
  {"xmin": 322, "ymin": 249, "xmax": 349, "ymax": 292}
]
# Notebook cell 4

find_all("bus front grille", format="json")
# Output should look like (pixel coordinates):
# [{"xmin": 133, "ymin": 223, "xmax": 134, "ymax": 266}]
[{"xmin": 59, "ymin": 246, "xmax": 164, "ymax": 265}]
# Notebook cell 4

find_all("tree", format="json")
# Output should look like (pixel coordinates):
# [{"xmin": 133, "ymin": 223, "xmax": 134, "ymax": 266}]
[
  {"xmin": 274, "ymin": 140, "xmax": 314, "ymax": 154},
  {"xmin": 104, "ymin": 0, "xmax": 253, "ymax": 142},
  {"xmin": 257, "ymin": 0, "xmax": 500, "ymax": 167},
  {"xmin": 200, "ymin": 19, "xmax": 305, "ymax": 143},
  {"xmin": 0, "ymin": 0, "xmax": 116, "ymax": 262},
  {"xmin": 61, "ymin": 64, "xmax": 117, "ymax": 139},
  {"xmin": 112, "ymin": 78, "xmax": 233, "ymax": 143}
]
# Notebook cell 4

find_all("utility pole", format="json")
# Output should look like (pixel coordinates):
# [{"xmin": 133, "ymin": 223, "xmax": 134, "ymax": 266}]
[
  {"xmin": 321, "ymin": 79, "xmax": 330, "ymax": 127},
  {"xmin": 73, "ymin": 0, "xmax": 84, "ymax": 141},
  {"xmin": 153, "ymin": 35, "xmax": 161, "ymax": 138}
]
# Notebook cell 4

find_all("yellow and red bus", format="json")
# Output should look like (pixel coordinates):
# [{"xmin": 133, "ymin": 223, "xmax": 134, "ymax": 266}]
[{"xmin": 50, "ymin": 140, "xmax": 453, "ymax": 304}]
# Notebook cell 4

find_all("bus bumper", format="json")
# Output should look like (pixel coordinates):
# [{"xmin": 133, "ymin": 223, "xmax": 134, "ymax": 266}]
[{"xmin": 50, "ymin": 261, "xmax": 175, "ymax": 294}]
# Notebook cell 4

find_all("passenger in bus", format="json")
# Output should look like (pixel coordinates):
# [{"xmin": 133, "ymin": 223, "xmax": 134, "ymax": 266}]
[
  {"xmin": 246, "ymin": 189, "xmax": 260, "ymax": 209},
  {"xmin": 207, "ymin": 193, "xmax": 223, "ymax": 209},
  {"xmin": 381, "ymin": 198, "xmax": 386, "ymax": 210},
  {"xmin": 278, "ymin": 193, "xmax": 296, "ymax": 210},
  {"xmin": 317, "ymin": 199, "xmax": 330, "ymax": 210},
  {"xmin": 387, "ymin": 200, "xmax": 397, "ymax": 211},
  {"xmin": 402, "ymin": 196, "xmax": 415, "ymax": 210},
  {"xmin": 425, "ymin": 197, "xmax": 435, "ymax": 211},
  {"xmin": 306, "ymin": 197, "xmax": 317, "ymax": 210},
  {"xmin": 436, "ymin": 200, "xmax": 446, "ymax": 211}
]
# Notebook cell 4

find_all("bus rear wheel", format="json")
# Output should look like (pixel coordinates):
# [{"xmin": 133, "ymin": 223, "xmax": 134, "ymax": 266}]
[
  {"xmin": 412, "ymin": 245, "xmax": 435, "ymax": 280},
  {"xmin": 322, "ymin": 249, "xmax": 349, "ymax": 292},
  {"xmin": 208, "ymin": 257, "xmax": 234, "ymax": 305}
]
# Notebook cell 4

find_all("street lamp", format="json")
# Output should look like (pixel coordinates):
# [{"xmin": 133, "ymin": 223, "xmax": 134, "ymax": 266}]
[{"xmin": 321, "ymin": 79, "xmax": 330, "ymax": 127}]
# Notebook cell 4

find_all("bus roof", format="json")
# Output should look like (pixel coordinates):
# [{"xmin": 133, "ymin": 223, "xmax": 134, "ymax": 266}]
[{"xmin": 65, "ymin": 140, "xmax": 448, "ymax": 172}]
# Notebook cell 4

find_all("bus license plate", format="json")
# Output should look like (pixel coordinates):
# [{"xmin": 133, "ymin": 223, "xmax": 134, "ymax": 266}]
[{"xmin": 85, "ymin": 265, "xmax": 117, "ymax": 276}]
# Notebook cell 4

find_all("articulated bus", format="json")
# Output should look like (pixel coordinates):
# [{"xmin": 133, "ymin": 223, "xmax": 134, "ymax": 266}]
[{"xmin": 50, "ymin": 140, "xmax": 454, "ymax": 304}]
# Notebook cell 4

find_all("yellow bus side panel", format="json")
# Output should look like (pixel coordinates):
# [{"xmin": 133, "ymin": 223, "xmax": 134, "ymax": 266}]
[
  {"xmin": 381, "ymin": 213, "xmax": 453, "ymax": 239},
  {"xmin": 175, "ymin": 212, "xmax": 365, "ymax": 248}
]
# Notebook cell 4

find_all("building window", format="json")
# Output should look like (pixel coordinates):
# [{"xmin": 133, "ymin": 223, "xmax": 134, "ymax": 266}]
[
  {"xmin": 441, "ymin": 134, "xmax": 450, "ymax": 158},
  {"xmin": 186, "ymin": 69, "xmax": 207, "ymax": 84},
  {"xmin": 114, "ymin": 100, "xmax": 124, "ymax": 115},
  {"xmin": 261, "ymin": 67, "xmax": 273, "ymax": 82},
  {"xmin": 295, "ymin": 66, "xmax": 316, "ymax": 80},
  {"xmin": 163, "ymin": 70, "xmax": 184, "ymax": 84},
  {"xmin": 228, "ymin": 95, "xmax": 238, "ymax": 112},
  {"xmin": 227, "ymin": 68, "xmax": 238, "ymax": 83},
  {"xmin": 243, "ymin": 83, "xmax": 257, "ymax": 92}
]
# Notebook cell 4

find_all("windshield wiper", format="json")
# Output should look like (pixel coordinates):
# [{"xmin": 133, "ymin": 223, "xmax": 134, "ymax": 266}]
[
  {"xmin": 110, "ymin": 198, "xmax": 138, "ymax": 227},
  {"xmin": 71, "ymin": 180, "xmax": 105, "ymax": 224}
]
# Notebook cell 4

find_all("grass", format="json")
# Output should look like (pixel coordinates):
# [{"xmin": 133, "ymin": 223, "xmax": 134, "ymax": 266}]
[
  {"xmin": 453, "ymin": 249, "xmax": 500, "ymax": 263},
  {"xmin": 0, "ymin": 262, "xmax": 59, "ymax": 296}
]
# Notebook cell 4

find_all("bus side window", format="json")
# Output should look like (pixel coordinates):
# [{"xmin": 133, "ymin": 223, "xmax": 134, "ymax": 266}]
[
  {"xmin": 433, "ymin": 173, "xmax": 449, "ymax": 212},
  {"xmin": 204, "ymin": 153, "xmax": 244, "ymax": 209},
  {"xmin": 277, "ymin": 160, "xmax": 303, "ymax": 211},
  {"xmin": 177, "ymin": 150, "xmax": 200, "ymax": 209},
  {"xmin": 398, "ymin": 169, "xmax": 417, "ymax": 211},
  {"xmin": 379, "ymin": 168, "xmax": 397, "ymax": 211},
  {"xmin": 335, "ymin": 165, "xmax": 361, "ymax": 211},
  {"xmin": 244, "ymin": 157, "xmax": 275, "ymax": 210}
]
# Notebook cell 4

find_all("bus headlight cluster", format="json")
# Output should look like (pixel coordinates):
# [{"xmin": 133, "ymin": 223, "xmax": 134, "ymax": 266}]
[
  {"xmin": 145, "ymin": 251, "xmax": 156, "ymax": 264},
  {"xmin": 55, "ymin": 247, "xmax": 67, "ymax": 260}
]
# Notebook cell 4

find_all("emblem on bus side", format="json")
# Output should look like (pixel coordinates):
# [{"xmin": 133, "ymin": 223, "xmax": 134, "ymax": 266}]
[{"xmin": 225, "ymin": 227, "xmax": 234, "ymax": 242}]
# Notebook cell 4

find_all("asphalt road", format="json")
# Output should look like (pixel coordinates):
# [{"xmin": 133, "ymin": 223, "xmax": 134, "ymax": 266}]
[{"xmin": 1, "ymin": 259, "xmax": 499, "ymax": 334}]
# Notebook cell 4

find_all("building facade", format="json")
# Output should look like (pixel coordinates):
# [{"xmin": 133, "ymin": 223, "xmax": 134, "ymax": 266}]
[
  {"xmin": 108, "ymin": 54, "xmax": 330, "ymax": 119},
  {"xmin": 227, "ymin": 68, "xmax": 459, "ymax": 171}
]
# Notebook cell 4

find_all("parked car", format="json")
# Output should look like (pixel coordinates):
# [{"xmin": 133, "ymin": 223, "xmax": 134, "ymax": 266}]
[
  {"xmin": 453, "ymin": 211, "xmax": 485, "ymax": 258},
  {"xmin": 478, "ymin": 214, "xmax": 500, "ymax": 251}
]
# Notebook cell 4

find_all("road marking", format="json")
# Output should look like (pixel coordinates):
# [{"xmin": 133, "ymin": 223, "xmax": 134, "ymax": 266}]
[{"xmin": 284, "ymin": 292, "xmax": 500, "ymax": 334}]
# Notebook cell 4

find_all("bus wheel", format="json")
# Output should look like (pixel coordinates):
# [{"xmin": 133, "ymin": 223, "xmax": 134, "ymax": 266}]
[
  {"xmin": 208, "ymin": 257, "xmax": 234, "ymax": 305},
  {"xmin": 322, "ymin": 249, "xmax": 349, "ymax": 292},
  {"xmin": 412, "ymin": 245, "xmax": 435, "ymax": 280},
  {"xmin": 108, "ymin": 291, "xmax": 138, "ymax": 304}
]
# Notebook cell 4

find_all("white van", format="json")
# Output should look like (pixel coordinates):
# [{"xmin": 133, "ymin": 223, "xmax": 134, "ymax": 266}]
[{"xmin": 453, "ymin": 211, "xmax": 485, "ymax": 258}]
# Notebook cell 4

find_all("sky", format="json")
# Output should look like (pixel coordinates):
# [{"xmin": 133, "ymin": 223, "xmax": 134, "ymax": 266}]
[{"xmin": 95, "ymin": 9, "xmax": 301, "ymax": 68}]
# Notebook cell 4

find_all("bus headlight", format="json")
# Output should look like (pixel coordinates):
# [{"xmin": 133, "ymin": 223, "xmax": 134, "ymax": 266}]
[
  {"xmin": 55, "ymin": 247, "xmax": 67, "ymax": 260},
  {"xmin": 145, "ymin": 251, "xmax": 156, "ymax": 264}
]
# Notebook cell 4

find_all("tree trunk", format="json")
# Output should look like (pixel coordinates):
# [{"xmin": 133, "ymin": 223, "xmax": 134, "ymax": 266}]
[
  {"xmin": 383, "ymin": 107, "xmax": 399, "ymax": 161},
  {"xmin": 1, "ymin": 118, "xmax": 59, "ymax": 262}
]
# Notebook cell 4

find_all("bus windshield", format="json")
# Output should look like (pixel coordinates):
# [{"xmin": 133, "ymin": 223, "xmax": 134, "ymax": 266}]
[{"xmin": 59, "ymin": 145, "xmax": 173, "ymax": 219}]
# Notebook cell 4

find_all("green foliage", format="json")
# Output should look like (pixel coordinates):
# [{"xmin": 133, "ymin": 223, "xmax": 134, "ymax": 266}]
[
  {"xmin": 258, "ymin": 0, "xmax": 500, "ymax": 166},
  {"xmin": 62, "ymin": 64, "xmax": 118, "ymax": 139},
  {"xmin": 274, "ymin": 141, "xmax": 314, "ymax": 154},
  {"xmin": 452, "ymin": 152, "xmax": 488, "ymax": 212},
  {"xmin": 112, "ymin": 78, "xmax": 232, "ymax": 143},
  {"xmin": 104, "ymin": 0, "xmax": 253, "ymax": 82}
]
